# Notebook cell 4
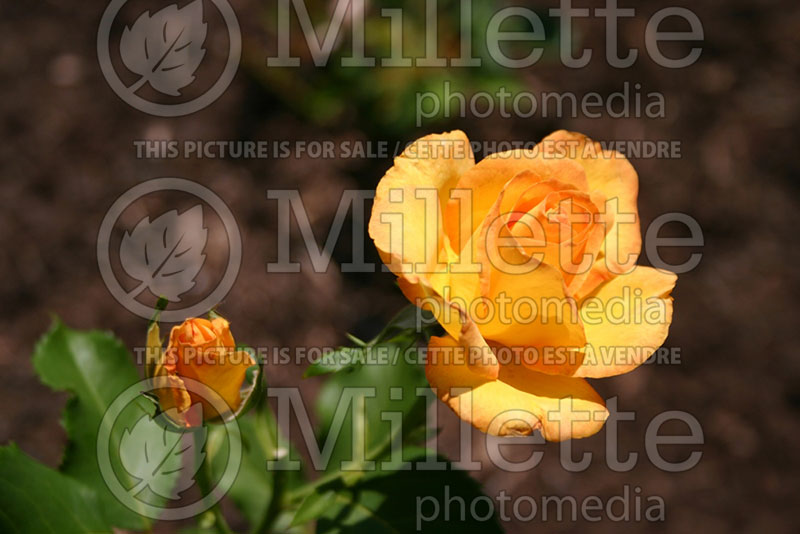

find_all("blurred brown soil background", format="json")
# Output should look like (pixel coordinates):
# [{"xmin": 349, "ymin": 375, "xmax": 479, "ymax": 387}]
[{"xmin": 1, "ymin": 0, "xmax": 799, "ymax": 532}]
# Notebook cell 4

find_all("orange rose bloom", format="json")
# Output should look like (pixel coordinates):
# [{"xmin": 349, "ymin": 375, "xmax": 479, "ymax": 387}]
[
  {"xmin": 368, "ymin": 130, "xmax": 677, "ymax": 441},
  {"xmin": 148, "ymin": 316, "xmax": 256, "ymax": 426}
]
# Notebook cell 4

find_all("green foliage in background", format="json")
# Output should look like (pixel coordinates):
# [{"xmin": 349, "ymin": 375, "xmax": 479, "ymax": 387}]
[{"xmin": 246, "ymin": 0, "xmax": 558, "ymax": 137}]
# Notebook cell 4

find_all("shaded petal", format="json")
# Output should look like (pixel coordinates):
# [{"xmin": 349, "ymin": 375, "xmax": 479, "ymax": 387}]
[
  {"xmin": 540, "ymin": 131, "xmax": 641, "ymax": 280},
  {"xmin": 426, "ymin": 335, "xmax": 608, "ymax": 440},
  {"xmin": 574, "ymin": 266, "xmax": 677, "ymax": 378},
  {"xmin": 446, "ymin": 301, "xmax": 499, "ymax": 380},
  {"xmin": 475, "ymin": 182, "xmax": 587, "ymax": 364},
  {"xmin": 178, "ymin": 348, "xmax": 256, "ymax": 419},
  {"xmin": 444, "ymin": 150, "xmax": 588, "ymax": 254},
  {"xmin": 508, "ymin": 185, "xmax": 609, "ymax": 294},
  {"xmin": 210, "ymin": 316, "xmax": 235, "ymax": 347},
  {"xmin": 152, "ymin": 366, "xmax": 196, "ymax": 427},
  {"xmin": 396, "ymin": 237, "xmax": 482, "ymax": 339},
  {"xmin": 369, "ymin": 131, "xmax": 474, "ymax": 280}
]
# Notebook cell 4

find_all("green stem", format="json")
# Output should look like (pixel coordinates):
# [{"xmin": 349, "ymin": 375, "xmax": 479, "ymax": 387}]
[
  {"xmin": 194, "ymin": 428, "xmax": 234, "ymax": 534},
  {"xmin": 210, "ymin": 502, "xmax": 235, "ymax": 534},
  {"xmin": 253, "ymin": 470, "xmax": 285, "ymax": 534},
  {"xmin": 251, "ymin": 398, "xmax": 285, "ymax": 534},
  {"xmin": 283, "ymin": 419, "xmax": 402, "ymax": 505}
]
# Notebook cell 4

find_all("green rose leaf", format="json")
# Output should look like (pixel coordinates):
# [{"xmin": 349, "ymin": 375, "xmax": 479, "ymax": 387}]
[
  {"xmin": 305, "ymin": 450, "xmax": 503, "ymax": 534},
  {"xmin": 0, "ymin": 444, "xmax": 110, "ymax": 533},
  {"xmin": 314, "ymin": 333, "xmax": 429, "ymax": 473},
  {"xmin": 207, "ymin": 410, "xmax": 273, "ymax": 527},
  {"xmin": 120, "ymin": 405, "xmax": 206, "ymax": 500},
  {"xmin": 207, "ymin": 401, "xmax": 306, "ymax": 530},
  {"xmin": 304, "ymin": 347, "xmax": 364, "ymax": 377},
  {"xmin": 31, "ymin": 320, "xmax": 179, "ymax": 529},
  {"xmin": 291, "ymin": 489, "xmax": 339, "ymax": 526},
  {"xmin": 305, "ymin": 306, "xmax": 438, "ymax": 379}
]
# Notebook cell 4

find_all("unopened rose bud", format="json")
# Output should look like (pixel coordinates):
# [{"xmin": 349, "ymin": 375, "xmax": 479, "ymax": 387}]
[{"xmin": 146, "ymin": 314, "xmax": 258, "ymax": 427}]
